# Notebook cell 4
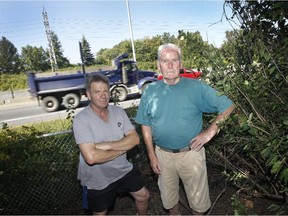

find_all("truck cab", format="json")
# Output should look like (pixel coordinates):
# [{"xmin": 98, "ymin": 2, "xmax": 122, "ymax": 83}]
[{"xmin": 104, "ymin": 54, "xmax": 157, "ymax": 102}]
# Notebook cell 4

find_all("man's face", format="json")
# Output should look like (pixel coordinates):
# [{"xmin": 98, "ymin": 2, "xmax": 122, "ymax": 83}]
[
  {"xmin": 87, "ymin": 81, "xmax": 110, "ymax": 110},
  {"xmin": 157, "ymin": 48, "xmax": 182, "ymax": 82}
]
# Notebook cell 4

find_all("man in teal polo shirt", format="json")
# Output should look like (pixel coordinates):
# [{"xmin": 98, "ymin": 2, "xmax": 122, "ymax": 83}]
[{"xmin": 135, "ymin": 43, "xmax": 235, "ymax": 215}]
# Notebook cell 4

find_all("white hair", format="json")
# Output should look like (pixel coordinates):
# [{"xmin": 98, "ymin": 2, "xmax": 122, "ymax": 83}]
[{"xmin": 157, "ymin": 43, "xmax": 181, "ymax": 60}]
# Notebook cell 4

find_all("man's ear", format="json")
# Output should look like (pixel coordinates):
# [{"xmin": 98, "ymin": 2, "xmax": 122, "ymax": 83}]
[
  {"xmin": 86, "ymin": 91, "xmax": 91, "ymax": 101},
  {"xmin": 157, "ymin": 61, "xmax": 161, "ymax": 72}
]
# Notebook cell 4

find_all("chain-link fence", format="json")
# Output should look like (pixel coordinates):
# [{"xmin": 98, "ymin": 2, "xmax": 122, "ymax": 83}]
[{"xmin": 0, "ymin": 130, "xmax": 83, "ymax": 215}]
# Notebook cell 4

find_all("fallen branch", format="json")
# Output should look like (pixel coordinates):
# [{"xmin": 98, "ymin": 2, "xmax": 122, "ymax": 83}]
[
  {"xmin": 211, "ymin": 148, "xmax": 285, "ymax": 201},
  {"xmin": 207, "ymin": 187, "xmax": 227, "ymax": 215}
]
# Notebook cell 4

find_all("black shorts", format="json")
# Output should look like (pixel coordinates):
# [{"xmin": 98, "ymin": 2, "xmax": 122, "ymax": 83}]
[{"xmin": 82, "ymin": 166, "xmax": 145, "ymax": 213}]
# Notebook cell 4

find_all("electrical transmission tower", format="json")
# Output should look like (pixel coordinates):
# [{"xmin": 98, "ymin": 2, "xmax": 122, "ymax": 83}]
[{"xmin": 42, "ymin": 7, "xmax": 58, "ymax": 72}]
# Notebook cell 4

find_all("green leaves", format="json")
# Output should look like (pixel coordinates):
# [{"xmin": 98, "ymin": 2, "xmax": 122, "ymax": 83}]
[
  {"xmin": 271, "ymin": 160, "xmax": 284, "ymax": 174},
  {"xmin": 209, "ymin": 2, "xmax": 288, "ymax": 213},
  {"xmin": 81, "ymin": 35, "xmax": 95, "ymax": 66},
  {"xmin": 21, "ymin": 45, "xmax": 50, "ymax": 72},
  {"xmin": 0, "ymin": 37, "xmax": 21, "ymax": 74},
  {"xmin": 283, "ymin": 118, "xmax": 288, "ymax": 126}
]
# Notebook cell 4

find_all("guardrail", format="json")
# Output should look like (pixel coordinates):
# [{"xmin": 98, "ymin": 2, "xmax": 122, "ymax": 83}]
[{"xmin": 0, "ymin": 89, "xmax": 31, "ymax": 104}]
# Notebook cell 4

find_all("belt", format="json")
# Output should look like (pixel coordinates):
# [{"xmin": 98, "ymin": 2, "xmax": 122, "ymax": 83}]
[{"xmin": 159, "ymin": 146, "xmax": 191, "ymax": 153}]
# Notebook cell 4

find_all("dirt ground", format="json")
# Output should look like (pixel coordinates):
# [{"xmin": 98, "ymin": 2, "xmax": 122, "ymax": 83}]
[{"xmin": 80, "ymin": 162, "xmax": 281, "ymax": 215}]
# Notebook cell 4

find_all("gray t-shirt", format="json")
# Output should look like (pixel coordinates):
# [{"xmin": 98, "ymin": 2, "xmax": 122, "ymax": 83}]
[{"xmin": 73, "ymin": 105, "xmax": 134, "ymax": 190}]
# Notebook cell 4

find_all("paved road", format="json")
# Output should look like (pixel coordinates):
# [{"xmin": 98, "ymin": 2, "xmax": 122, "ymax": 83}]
[{"xmin": 0, "ymin": 96, "xmax": 140, "ymax": 128}]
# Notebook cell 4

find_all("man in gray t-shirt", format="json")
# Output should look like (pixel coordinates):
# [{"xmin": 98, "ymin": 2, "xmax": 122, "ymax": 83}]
[{"xmin": 73, "ymin": 74, "xmax": 149, "ymax": 215}]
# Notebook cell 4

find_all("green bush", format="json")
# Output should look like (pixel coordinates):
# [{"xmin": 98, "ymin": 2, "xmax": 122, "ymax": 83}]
[
  {"xmin": 0, "ymin": 73, "xmax": 28, "ymax": 91},
  {"xmin": 0, "ymin": 65, "xmax": 112, "ymax": 91}
]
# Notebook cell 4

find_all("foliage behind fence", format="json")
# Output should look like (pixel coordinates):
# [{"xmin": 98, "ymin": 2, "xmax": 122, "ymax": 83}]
[
  {"xmin": 0, "ymin": 108, "xmax": 150, "ymax": 215},
  {"xmin": 0, "ymin": 129, "xmax": 82, "ymax": 215},
  {"xmin": 0, "ymin": 108, "xmax": 287, "ymax": 214}
]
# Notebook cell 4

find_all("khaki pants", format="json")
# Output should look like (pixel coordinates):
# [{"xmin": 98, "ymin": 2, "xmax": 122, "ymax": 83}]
[{"xmin": 156, "ymin": 146, "xmax": 211, "ymax": 213}]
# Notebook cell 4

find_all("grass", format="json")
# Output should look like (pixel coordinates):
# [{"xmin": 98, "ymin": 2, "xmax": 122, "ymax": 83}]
[{"xmin": 1, "ymin": 118, "xmax": 72, "ymax": 133}]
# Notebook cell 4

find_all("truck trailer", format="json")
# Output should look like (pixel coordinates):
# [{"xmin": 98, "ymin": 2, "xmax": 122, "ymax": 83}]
[{"xmin": 28, "ymin": 54, "xmax": 157, "ymax": 112}]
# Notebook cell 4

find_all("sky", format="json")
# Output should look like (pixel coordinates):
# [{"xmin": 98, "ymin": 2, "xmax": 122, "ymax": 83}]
[{"xmin": 0, "ymin": 0, "xmax": 238, "ymax": 64}]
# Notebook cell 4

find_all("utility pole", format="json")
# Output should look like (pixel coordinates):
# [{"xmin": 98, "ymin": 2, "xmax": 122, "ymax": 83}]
[
  {"xmin": 42, "ymin": 7, "xmax": 58, "ymax": 72},
  {"xmin": 125, "ymin": 0, "xmax": 136, "ymax": 62}
]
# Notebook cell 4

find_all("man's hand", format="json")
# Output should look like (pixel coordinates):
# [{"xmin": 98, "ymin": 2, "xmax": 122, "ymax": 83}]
[
  {"xmin": 150, "ymin": 156, "xmax": 162, "ymax": 175},
  {"xmin": 190, "ymin": 130, "xmax": 215, "ymax": 152},
  {"xmin": 190, "ymin": 104, "xmax": 235, "ymax": 152}
]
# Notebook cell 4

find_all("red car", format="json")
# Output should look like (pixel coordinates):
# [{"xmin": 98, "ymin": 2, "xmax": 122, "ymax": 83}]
[{"xmin": 157, "ymin": 68, "xmax": 202, "ymax": 80}]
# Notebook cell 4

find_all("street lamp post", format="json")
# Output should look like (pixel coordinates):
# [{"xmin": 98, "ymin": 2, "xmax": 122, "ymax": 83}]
[{"xmin": 125, "ymin": 0, "xmax": 136, "ymax": 62}]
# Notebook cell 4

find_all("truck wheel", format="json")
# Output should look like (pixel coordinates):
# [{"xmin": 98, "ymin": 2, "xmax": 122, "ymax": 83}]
[
  {"xmin": 111, "ymin": 87, "xmax": 127, "ymax": 102},
  {"xmin": 41, "ymin": 96, "xmax": 60, "ymax": 112},
  {"xmin": 63, "ymin": 93, "xmax": 80, "ymax": 109}
]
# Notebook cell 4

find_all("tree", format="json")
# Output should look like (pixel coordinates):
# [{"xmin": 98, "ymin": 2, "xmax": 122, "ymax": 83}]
[
  {"xmin": 21, "ymin": 45, "xmax": 50, "ymax": 72},
  {"xmin": 0, "ymin": 37, "xmax": 21, "ymax": 74},
  {"xmin": 220, "ymin": 29, "xmax": 243, "ymax": 64},
  {"xmin": 160, "ymin": 32, "xmax": 177, "ymax": 45},
  {"xmin": 134, "ymin": 36, "xmax": 162, "ymax": 62},
  {"xmin": 95, "ymin": 40, "xmax": 132, "ymax": 66},
  {"xmin": 94, "ymin": 32, "xmax": 215, "ymax": 71},
  {"xmin": 81, "ymin": 35, "xmax": 95, "ymax": 66},
  {"xmin": 95, "ymin": 48, "xmax": 109, "ymax": 65},
  {"xmin": 177, "ymin": 30, "xmax": 215, "ymax": 70},
  {"xmin": 205, "ymin": 1, "xmax": 288, "ymax": 213},
  {"xmin": 50, "ymin": 31, "xmax": 70, "ymax": 68}
]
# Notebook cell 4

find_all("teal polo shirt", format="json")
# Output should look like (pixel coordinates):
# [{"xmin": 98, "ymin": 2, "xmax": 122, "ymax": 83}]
[{"xmin": 135, "ymin": 78, "xmax": 233, "ymax": 150}]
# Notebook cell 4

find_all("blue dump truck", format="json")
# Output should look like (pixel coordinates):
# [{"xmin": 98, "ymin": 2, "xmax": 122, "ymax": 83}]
[{"xmin": 28, "ymin": 54, "xmax": 157, "ymax": 112}]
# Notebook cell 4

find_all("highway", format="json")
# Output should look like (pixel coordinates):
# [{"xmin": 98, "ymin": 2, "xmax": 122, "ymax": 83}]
[{"xmin": 0, "ymin": 97, "xmax": 140, "ymax": 128}]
